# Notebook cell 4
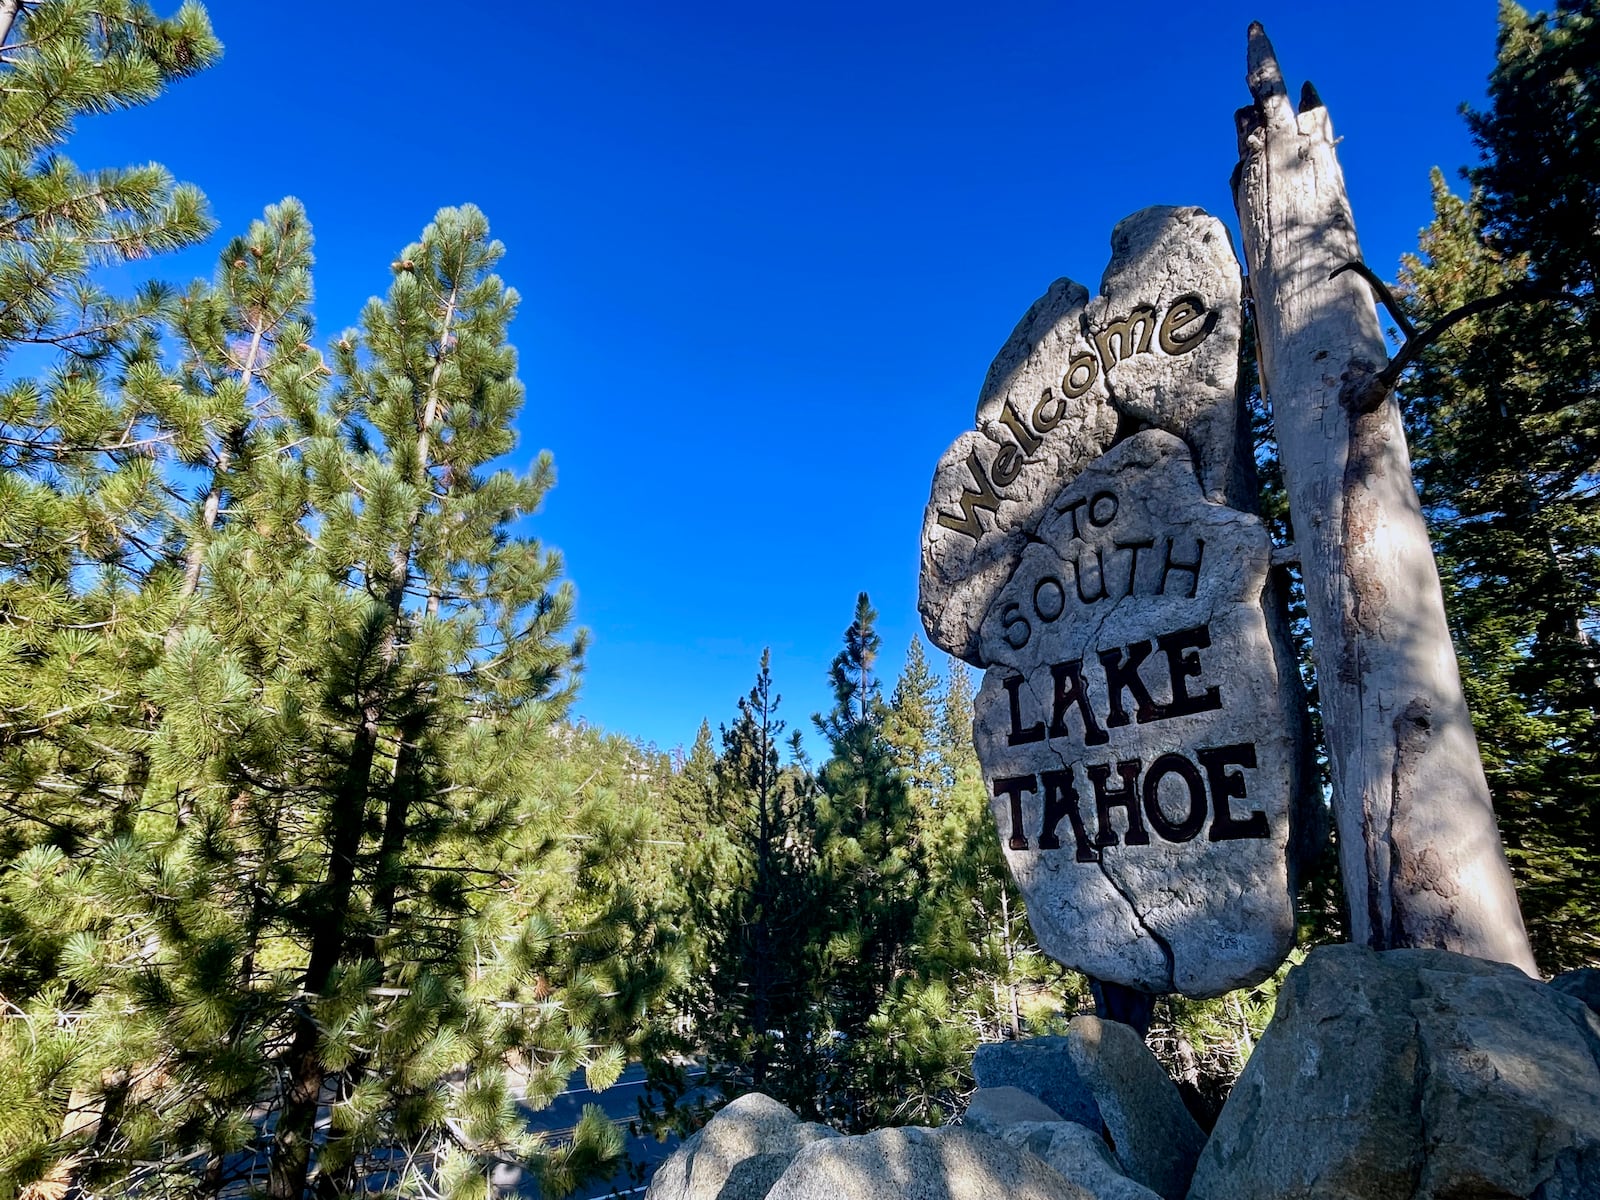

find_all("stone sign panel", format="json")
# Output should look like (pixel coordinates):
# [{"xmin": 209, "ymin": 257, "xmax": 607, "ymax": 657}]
[{"xmin": 919, "ymin": 207, "xmax": 1302, "ymax": 997}]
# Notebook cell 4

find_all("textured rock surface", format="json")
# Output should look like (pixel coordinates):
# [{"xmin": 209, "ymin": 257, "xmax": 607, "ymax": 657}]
[
  {"xmin": 1063, "ymin": 1017, "xmax": 1203, "ymax": 1200},
  {"xmin": 766, "ymin": 1124, "xmax": 1098, "ymax": 1200},
  {"xmin": 972, "ymin": 1036, "xmax": 1100, "ymax": 1129},
  {"xmin": 1552, "ymin": 967, "xmax": 1600, "ymax": 1015},
  {"xmin": 971, "ymin": 432, "xmax": 1299, "ymax": 995},
  {"xmin": 920, "ymin": 207, "xmax": 1242, "ymax": 664},
  {"xmin": 1189, "ymin": 944, "xmax": 1600, "ymax": 1200},
  {"xmin": 1000, "ymin": 1122, "xmax": 1162, "ymax": 1200},
  {"xmin": 643, "ymin": 1093, "xmax": 837, "ymax": 1200},
  {"xmin": 963, "ymin": 1086, "xmax": 1066, "ymax": 1137}
]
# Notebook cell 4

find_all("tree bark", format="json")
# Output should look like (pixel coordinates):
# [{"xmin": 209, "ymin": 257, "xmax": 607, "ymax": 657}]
[
  {"xmin": 267, "ymin": 706, "xmax": 379, "ymax": 1200},
  {"xmin": 1232, "ymin": 23, "xmax": 1536, "ymax": 973},
  {"xmin": 0, "ymin": 1, "xmax": 23, "ymax": 50}
]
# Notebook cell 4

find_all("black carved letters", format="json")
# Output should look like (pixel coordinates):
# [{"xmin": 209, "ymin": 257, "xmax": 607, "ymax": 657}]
[
  {"xmin": 992, "ymin": 742, "xmax": 1269, "ymax": 853},
  {"xmin": 987, "ymin": 620, "xmax": 1272, "ymax": 854}
]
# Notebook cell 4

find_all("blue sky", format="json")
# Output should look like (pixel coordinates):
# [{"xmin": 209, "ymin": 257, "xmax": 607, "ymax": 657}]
[{"xmin": 67, "ymin": 1, "xmax": 1506, "ymax": 756}]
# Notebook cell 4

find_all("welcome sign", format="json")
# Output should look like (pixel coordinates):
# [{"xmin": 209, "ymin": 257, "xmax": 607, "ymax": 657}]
[{"xmin": 919, "ymin": 207, "xmax": 1305, "ymax": 998}]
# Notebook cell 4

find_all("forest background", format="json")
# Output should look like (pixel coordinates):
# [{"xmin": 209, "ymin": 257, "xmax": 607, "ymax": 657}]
[{"xmin": 0, "ymin": 2, "xmax": 1595, "ymax": 1200}]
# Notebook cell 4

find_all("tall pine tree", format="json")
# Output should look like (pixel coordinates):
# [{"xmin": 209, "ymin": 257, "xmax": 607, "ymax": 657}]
[
  {"xmin": 677, "ymin": 652, "xmax": 822, "ymax": 1111},
  {"xmin": 1398, "ymin": 0, "xmax": 1600, "ymax": 971}
]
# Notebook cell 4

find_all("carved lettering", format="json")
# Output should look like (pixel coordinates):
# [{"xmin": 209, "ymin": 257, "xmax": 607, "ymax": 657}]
[
  {"xmin": 1004, "ymin": 672, "xmax": 1045, "ymax": 746},
  {"xmin": 1039, "ymin": 767, "xmax": 1098, "ymax": 861},
  {"xmin": 935, "ymin": 297, "xmax": 1215, "ymax": 543},
  {"xmin": 1115, "ymin": 538, "xmax": 1154, "ymax": 596},
  {"xmin": 992, "ymin": 443, "xmax": 1023, "ymax": 488},
  {"xmin": 1095, "ymin": 304, "xmax": 1158, "ymax": 373},
  {"xmin": 1158, "ymin": 292, "xmax": 1215, "ymax": 355},
  {"xmin": 1099, "ymin": 639, "xmax": 1159, "ymax": 727},
  {"xmin": 1200, "ymin": 742, "xmax": 1267, "ymax": 842},
  {"xmin": 987, "ymin": 740, "xmax": 1269, "ymax": 855},
  {"xmin": 1088, "ymin": 491, "xmax": 1119, "ymax": 527},
  {"xmin": 1050, "ymin": 658, "xmax": 1109, "ymax": 746},
  {"xmin": 1090, "ymin": 758, "xmax": 1149, "ymax": 848},
  {"xmin": 998, "ymin": 399, "xmax": 1042, "ymax": 456},
  {"xmin": 1032, "ymin": 386, "xmax": 1065, "ymax": 432},
  {"xmin": 936, "ymin": 448, "xmax": 1003, "ymax": 539},
  {"xmin": 1061, "ymin": 350, "xmax": 1099, "ymax": 399},
  {"xmin": 994, "ymin": 774, "xmax": 1036, "ymax": 851},
  {"xmin": 1001, "ymin": 601, "xmax": 1031, "ymax": 650},
  {"xmin": 1142, "ymin": 753, "xmax": 1208, "ymax": 843},
  {"xmin": 1159, "ymin": 536, "xmax": 1204, "ymax": 598},
  {"xmin": 1154, "ymin": 624, "xmax": 1222, "ymax": 720},
  {"xmin": 1033, "ymin": 575, "xmax": 1066, "ymax": 623}
]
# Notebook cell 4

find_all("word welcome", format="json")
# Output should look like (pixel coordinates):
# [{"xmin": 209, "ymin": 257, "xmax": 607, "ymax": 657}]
[{"xmin": 936, "ymin": 292, "xmax": 1216, "ymax": 541}]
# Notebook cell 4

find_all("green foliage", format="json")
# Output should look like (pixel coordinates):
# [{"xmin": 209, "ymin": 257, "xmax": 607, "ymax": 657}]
[
  {"xmin": 0, "ymin": 67, "xmax": 681, "ymax": 1195},
  {"xmin": 655, "ymin": 625, "xmax": 1080, "ymax": 1135},
  {"xmin": 1397, "ymin": 0, "xmax": 1600, "ymax": 972},
  {"xmin": 0, "ymin": 1, "xmax": 218, "ymax": 865},
  {"xmin": 0, "ymin": 1, "xmax": 219, "ymax": 365},
  {"xmin": 675, "ymin": 651, "xmax": 824, "ymax": 1112}
]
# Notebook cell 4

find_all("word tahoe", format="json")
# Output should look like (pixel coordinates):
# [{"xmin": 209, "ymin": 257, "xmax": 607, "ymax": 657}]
[{"xmin": 992, "ymin": 741, "xmax": 1266, "ymax": 859}]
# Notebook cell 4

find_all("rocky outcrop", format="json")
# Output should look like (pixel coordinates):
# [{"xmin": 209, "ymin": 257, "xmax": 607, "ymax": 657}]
[
  {"xmin": 963, "ymin": 1086, "xmax": 1069, "ymax": 1136},
  {"xmin": 973, "ymin": 1020, "xmax": 1204, "ymax": 1199},
  {"xmin": 973, "ymin": 1036, "xmax": 1099, "ymax": 1128},
  {"xmin": 1188, "ymin": 944, "xmax": 1600, "ymax": 1200},
  {"xmin": 647, "ymin": 951, "xmax": 1600, "ymax": 1200},
  {"xmin": 1000, "ymin": 1122, "xmax": 1163, "ymax": 1200},
  {"xmin": 1552, "ymin": 966, "xmax": 1600, "ymax": 1016},
  {"xmin": 765, "ymin": 1125, "xmax": 1099, "ymax": 1200},
  {"xmin": 641, "ymin": 1092, "xmax": 836, "ymax": 1200},
  {"xmin": 1060, "ymin": 1017, "xmax": 1204, "ymax": 1200}
]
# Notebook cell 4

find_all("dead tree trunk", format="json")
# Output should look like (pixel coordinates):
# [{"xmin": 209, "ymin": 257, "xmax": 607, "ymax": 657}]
[{"xmin": 1232, "ymin": 23, "xmax": 1536, "ymax": 974}]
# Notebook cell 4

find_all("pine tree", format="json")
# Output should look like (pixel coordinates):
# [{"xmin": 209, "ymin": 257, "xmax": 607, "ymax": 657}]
[
  {"xmin": 0, "ymin": 204, "xmax": 679, "ymax": 1200},
  {"xmin": 0, "ymin": 10, "xmax": 224, "ymax": 1191},
  {"xmin": 666, "ymin": 720, "xmax": 718, "ymax": 839},
  {"xmin": 885, "ymin": 638, "xmax": 940, "ymax": 816},
  {"xmin": 847, "ymin": 651, "xmax": 1080, "ymax": 1128},
  {"xmin": 257, "ymin": 203, "xmax": 651, "ymax": 1200},
  {"xmin": 0, "ymin": 1, "xmax": 218, "ymax": 364},
  {"xmin": 936, "ymin": 658, "xmax": 977, "ymax": 794},
  {"xmin": 1397, "ymin": 0, "xmax": 1600, "ymax": 971},
  {"xmin": 678, "ymin": 652, "xmax": 822, "ymax": 1112},
  {"xmin": 0, "ymin": 0, "xmax": 219, "ymax": 850},
  {"xmin": 166, "ymin": 198, "xmax": 319, "ymax": 623},
  {"xmin": 809, "ymin": 594, "xmax": 924, "ymax": 1128}
]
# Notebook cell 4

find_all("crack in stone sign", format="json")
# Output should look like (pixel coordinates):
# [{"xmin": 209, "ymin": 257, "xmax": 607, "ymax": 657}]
[{"xmin": 918, "ymin": 207, "xmax": 1305, "ymax": 999}]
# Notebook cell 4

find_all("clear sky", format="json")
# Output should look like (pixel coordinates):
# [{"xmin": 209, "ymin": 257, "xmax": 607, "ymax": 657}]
[{"xmin": 66, "ymin": 1, "xmax": 1505, "ymax": 757}]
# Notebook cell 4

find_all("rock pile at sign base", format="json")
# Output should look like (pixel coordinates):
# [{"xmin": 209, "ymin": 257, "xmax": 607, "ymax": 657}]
[
  {"xmin": 642, "ymin": 948, "xmax": 1600, "ymax": 1200},
  {"xmin": 1190, "ymin": 944, "xmax": 1600, "ymax": 1200}
]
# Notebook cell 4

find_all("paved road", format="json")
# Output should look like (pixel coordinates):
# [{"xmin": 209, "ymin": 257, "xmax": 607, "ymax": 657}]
[{"xmin": 506, "ymin": 1063, "xmax": 714, "ymax": 1200}]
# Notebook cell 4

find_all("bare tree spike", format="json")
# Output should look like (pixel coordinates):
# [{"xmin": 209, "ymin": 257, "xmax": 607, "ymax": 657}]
[
  {"xmin": 1245, "ymin": 24, "xmax": 1294, "ymax": 128},
  {"xmin": 1232, "ymin": 25, "xmax": 1537, "ymax": 974},
  {"xmin": 1299, "ymin": 80, "xmax": 1323, "ymax": 113}
]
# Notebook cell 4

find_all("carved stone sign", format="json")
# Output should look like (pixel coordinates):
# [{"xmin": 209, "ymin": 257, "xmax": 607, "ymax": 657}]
[{"xmin": 919, "ymin": 207, "xmax": 1302, "ymax": 998}]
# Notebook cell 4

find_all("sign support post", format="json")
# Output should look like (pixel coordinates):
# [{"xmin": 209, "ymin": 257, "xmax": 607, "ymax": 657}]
[{"xmin": 1232, "ymin": 23, "xmax": 1536, "ymax": 973}]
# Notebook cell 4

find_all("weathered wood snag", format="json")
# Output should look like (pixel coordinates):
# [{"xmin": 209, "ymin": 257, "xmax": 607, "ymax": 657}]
[{"xmin": 1232, "ymin": 24, "xmax": 1537, "ymax": 973}]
